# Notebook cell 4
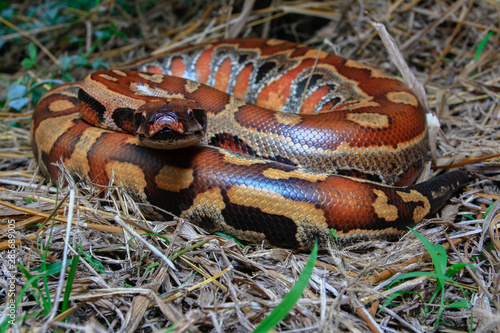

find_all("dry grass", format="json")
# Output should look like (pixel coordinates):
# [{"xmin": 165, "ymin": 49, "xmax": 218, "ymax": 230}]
[{"xmin": 0, "ymin": 1, "xmax": 499, "ymax": 332}]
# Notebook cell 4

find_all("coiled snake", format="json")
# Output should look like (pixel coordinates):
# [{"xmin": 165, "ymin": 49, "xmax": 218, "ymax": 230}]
[{"xmin": 31, "ymin": 38, "xmax": 468, "ymax": 249}]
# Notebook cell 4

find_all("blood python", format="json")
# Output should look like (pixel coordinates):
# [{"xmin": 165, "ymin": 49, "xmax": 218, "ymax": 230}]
[{"xmin": 31, "ymin": 38, "xmax": 468, "ymax": 249}]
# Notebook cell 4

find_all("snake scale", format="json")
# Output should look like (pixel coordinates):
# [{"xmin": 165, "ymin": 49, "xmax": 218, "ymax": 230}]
[{"xmin": 31, "ymin": 38, "xmax": 468, "ymax": 249}]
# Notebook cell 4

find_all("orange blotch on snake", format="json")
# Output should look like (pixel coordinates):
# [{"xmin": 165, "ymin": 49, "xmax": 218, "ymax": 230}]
[
  {"xmin": 49, "ymin": 100, "xmax": 75, "ymax": 112},
  {"xmin": 372, "ymin": 189, "xmax": 398, "ymax": 222}
]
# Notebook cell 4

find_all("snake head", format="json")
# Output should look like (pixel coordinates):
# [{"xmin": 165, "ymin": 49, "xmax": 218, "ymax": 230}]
[{"xmin": 133, "ymin": 99, "xmax": 206, "ymax": 149}]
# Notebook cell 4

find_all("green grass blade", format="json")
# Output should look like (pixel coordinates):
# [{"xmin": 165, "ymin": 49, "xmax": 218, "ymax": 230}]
[
  {"xmin": 389, "ymin": 271, "xmax": 461, "ymax": 288},
  {"xmin": 444, "ymin": 300, "xmax": 469, "ymax": 309},
  {"xmin": 62, "ymin": 255, "xmax": 81, "ymax": 314},
  {"xmin": 445, "ymin": 263, "xmax": 475, "ymax": 278},
  {"xmin": 474, "ymin": 31, "xmax": 495, "ymax": 62},
  {"xmin": 409, "ymin": 228, "xmax": 447, "ymax": 278},
  {"xmin": 16, "ymin": 266, "xmax": 52, "ymax": 315},
  {"xmin": 329, "ymin": 228, "xmax": 338, "ymax": 243},
  {"xmin": 31, "ymin": 261, "xmax": 70, "ymax": 275},
  {"xmin": 254, "ymin": 240, "xmax": 318, "ymax": 333}
]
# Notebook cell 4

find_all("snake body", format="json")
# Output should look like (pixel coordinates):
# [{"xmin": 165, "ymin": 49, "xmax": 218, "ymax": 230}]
[{"xmin": 31, "ymin": 38, "xmax": 468, "ymax": 249}]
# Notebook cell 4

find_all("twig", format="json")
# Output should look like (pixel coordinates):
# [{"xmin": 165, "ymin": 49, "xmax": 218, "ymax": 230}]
[
  {"xmin": 353, "ymin": 295, "xmax": 383, "ymax": 333},
  {"xmin": 227, "ymin": 0, "xmax": 255, "ymax": 38},
  {"xmin": 44, "ymin": 188, "xmax": 76, "ymax": 331},
  {"xmin": 113, "ymin": 216, "xmax": 176, "ymax": 270},
  {"xmin": 368, "ymin": 13, "xmax": 437, "ymax": 162}
]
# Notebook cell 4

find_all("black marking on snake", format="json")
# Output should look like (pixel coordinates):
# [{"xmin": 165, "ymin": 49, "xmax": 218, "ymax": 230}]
[
  {"xmin": 255, "ymin": 62, "xmax": 276, "ymax": 84},
  {"xmin": 52, "ymin": 118, "xmax": 86, "ymax": 162},
  {"xmin": 209, "ymin": 134, "xmax": 257, "ymax": 156},
  {"xmin": 192, "ymin": 215, "xmax": 218, "ymax": 232},
  {"xmin": 295, "ymin": 74, "xmax": 324, "ymax": 99},
  {"xmin": 221, "ymin": 199, "xmax": 300, "ymax": 248},
  {"xmin": 267, "ymin": 155, "xmax": 296, "ymax": 167},
  {"xmin": 112, "ymin": 108, "xmax": 136, "ymax": 129},
  {"xmin": 237, "ymin": 54, "xmax": 249, "ymax": 64},
  {"xmin": 39, "ymin": 150, "xmax": 50, "ymax": 175},
  {"xmin": 78, "ymin": 89, "xmax": 106, "ymax": 124}
]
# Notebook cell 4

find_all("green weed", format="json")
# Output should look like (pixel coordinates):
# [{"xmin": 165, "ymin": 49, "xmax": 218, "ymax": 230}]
[
  {"xmin": 384, "ymin": 228, "xmax": 475, "ymax": 327},
  {"xmin": 254, "ymin": 240, "xmax": 318, "ymax": 332}
]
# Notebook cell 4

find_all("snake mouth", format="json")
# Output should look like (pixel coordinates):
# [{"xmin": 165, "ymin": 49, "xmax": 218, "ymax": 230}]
[
  {"xmin": 133, "ymin": 99, "xmax": 207, "ymax": 149},
  {"xmin": 139, "ymin": 127, "xmax": 204, "ymax": 149}
]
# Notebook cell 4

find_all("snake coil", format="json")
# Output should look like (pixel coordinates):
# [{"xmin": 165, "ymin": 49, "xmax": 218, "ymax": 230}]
[{"xmin": 31, "ymin": 38, "xmax": 468, "ymax": 249}]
